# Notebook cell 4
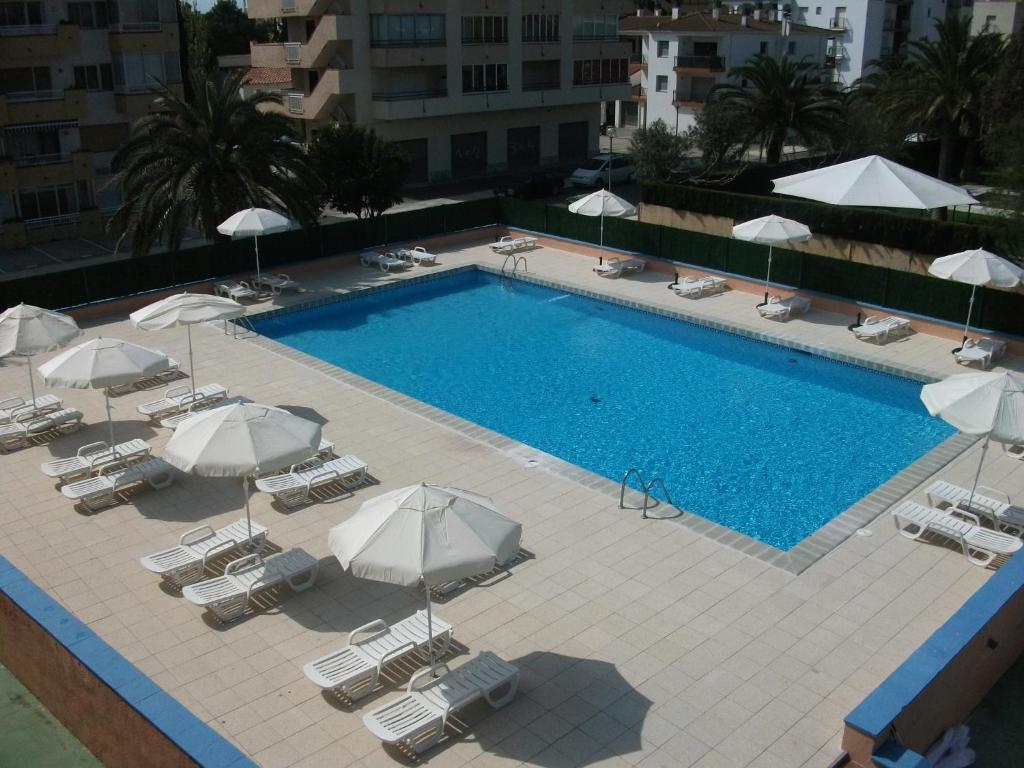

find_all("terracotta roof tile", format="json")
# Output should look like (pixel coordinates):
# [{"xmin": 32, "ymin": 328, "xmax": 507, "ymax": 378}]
[{"xmin": 244, "ymin": 67, "xmax": 292, "ymax": 86}]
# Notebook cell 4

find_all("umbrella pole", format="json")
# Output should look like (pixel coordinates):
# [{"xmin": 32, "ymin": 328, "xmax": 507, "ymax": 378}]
[
  {"xmin": 965, "ymin": 437, "xmax": 989, "ymax": 524},
  {"xmin": 254, "ymin": 235, "xmax": 261, "ymax": 294},
  {"xmin": 761, "ymin": 244, "xmax": 773, "ymax": 307},
  {"xmin": 599, "ymin": 210, "xmax": 605, "ymax": 266},
  {"xmin": 425, "ymin": 585, "xmax": 436, "ymax": 677},
  {"xmin": 956, "ymin": 284, "xmax": 977, "ymax": 353},
  {"xmin": 26, "ymin": 355, "xmax": 36, "ymax": 403},
  {"xmin": 186, "ymin": 324, "xmax": 196, "ymax": 396},
  {"xmin": 105, "ymin": 390, "xmax": 116, "ymax": 453},
  {"xmin": 243, "ymin": 475, "xmax": 254, "ymax": 545}
]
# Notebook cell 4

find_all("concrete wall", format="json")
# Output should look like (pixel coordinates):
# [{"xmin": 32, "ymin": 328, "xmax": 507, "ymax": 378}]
[{"xmin": 968, "ymin": 0, "xmax": 1024, "ymax": 35}]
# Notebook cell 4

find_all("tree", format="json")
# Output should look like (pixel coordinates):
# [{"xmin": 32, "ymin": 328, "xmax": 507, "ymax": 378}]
[
  {"xmin": 982, "ymin": 33, "xmax": 1024, "ymax": 258},
  {"xmin": 710, "ymin": 54, "xmax": 844, "ymax": 165},
  {"xmin": 204, "ymin": 0, "xmax": 279, "ymax": 63},
  {"xmin": 628, "ymin": 120, "xmax": 691, "ymax": 183},
  {"xmin": 108, "ymin": 73, "xmax": 322, "ymax": 255},
  {"xmin": 308, "ymin": 124, "xmax": 409, "ymax": 219},
  {"xmin": 686, "ymin": 97, "xmax": 752, "ymax": 172}
]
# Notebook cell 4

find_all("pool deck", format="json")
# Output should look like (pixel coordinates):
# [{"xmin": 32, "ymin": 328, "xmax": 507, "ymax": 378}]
[{"xmin": 1, "ymin": 239, "xmax": 1022, "ymax": 768}]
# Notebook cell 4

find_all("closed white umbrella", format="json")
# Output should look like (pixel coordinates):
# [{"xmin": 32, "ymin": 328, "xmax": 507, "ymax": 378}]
[
  {"xmin": 163, "ymin": 401, "xmax": 321, "ymax": 540},
  {"xmin": 772, "ymin": 155, "xmax": 978, "ymax": 209},
  {"xmin": 927, "ymin": 249, "xmax": 1024, "ymax": 350},
  {"xmin": 130, "ymin": 293, "xmax": 245, "ymax": 395},
  {"xmin": 921, "ymin": 371, "xmax": 1024, "ymax": 520},
  {"xmin": 732, "ymin": 215, "xmax": 812, "ymax": 306},
  {"xmin": 568, "ymin": 189, "xmax": 637, "ymax": 266},
  {"xmin": 37, "ymin": 337, "xmax": 170, "ymax": 448},
  {"xmin": 0, "ymin": 303, "xmax": 81, "ymax": 402},
  {"xmin": 328, "ymin": 483, "xmax": 522, "ymax": 673},
  {"xmin": 217, "ymin": 208, "xmax": 291, "ymax": 292}
]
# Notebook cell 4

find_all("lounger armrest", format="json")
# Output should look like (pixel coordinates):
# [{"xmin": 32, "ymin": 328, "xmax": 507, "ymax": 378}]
[
  {"xmin": 414, "ymin": 246, "xmax": 426, "ymax": 253},
  {"xmin": 0, "ymin": 397, "xmax": 24, "ymax": 410},
  {"xmin": 77, "ymin": 441, "xmax": 109, "ymax": 459},
  {"xmin": 306, "ymin": 468, "xmax": 340, "ymax": 490},
  {"xmin": 377, "ymin": 640, "xmax": 418, "ymax": 670},
  {"xmin": 950, "ymin": 508, "xmax": 982, "ymax": 527},
  {"xmin": 204, "ymin": 537, "xmax": 239, "ymax": 560},
  {"xmin": 348, "ymin": 618, "xmax": 389, "ymax": 646},
  {"xmin": 978, "ymin": 485, "xmax": 1011, "ymax": 505},
  {"xmin": 224, "ymin": 553, "xmax": 263, "ymax": 576},
  {"xmin": 408, "ymin": 664, "xmax": 451, "ymax": 692},
  {"xmin": 179, "ymin": 525, "xmax": 216, "ymax": 546}
]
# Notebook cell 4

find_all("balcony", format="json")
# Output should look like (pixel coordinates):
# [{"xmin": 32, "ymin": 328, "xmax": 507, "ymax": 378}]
[
  {"xmin": 370, "ymin": 89, "xmax": 449, "ymax": 120},
  {"xmin": 250, "ymin": 15, "xmax": 353, "ymax": 69},
  {"xmin": 246, "ymin": 0, "xmax": 342, "ymax": 19},
  {"xmin": 114, "ymin": 82, "xmax": 183, "ymax": 115},
  {"xmin": 674, "ymin": 55, "xmax": 724, "ymax": 72},
  {"xmin": 0, "ymin": 22, "xmax": 80, "ymax": 60},
  {"xmin": 829, "ymin": 18, "xmax": 849, "ymax": 30},
  {"xmin": 522, "ymin": 41, "xmax": 561, "ymax": 62},
  {"xmin": 0, "ymin": 151, "xmax": 93, "ymax": 192},
  {"xmin": 108, "ymin": 22, "xmax": 179, "ymax": 53},
  {"xmin": 0, "ymin": 89, "xmax": 87, "ymax": 126},
  {"xmin": 672, "ymin": 90, "xmax": 705, "ymax": 109},
  {"xmin": 280, "ymin": 68, "xmax": 342, "ymax": 121},
  {"xmin": 369, "ymin": 44, "xmax": 447, "ymax": 68},
  {"xmin": 522, "ymin": 81, "xmax": 560, "ymax": 92},
  {"xmin": 631, "ymin": 85, "xmax": 645, "ymax": 101}
]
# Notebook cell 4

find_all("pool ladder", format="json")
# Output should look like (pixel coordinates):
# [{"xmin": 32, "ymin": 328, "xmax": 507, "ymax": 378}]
[
  {"xmin": 619, "ymin": 468, "xmax": 684, "ymax": 520},
  {"xmin": 501, "ymin": 254, "xmax": 528, "ymax": 277},
  {"xmin": 223, "ymin": 315, "xmax": 257, "ymax": 339}
]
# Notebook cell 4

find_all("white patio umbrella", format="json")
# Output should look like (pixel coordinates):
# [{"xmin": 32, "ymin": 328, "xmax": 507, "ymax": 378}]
[
  {"xmin": 921, "ymin": 371, "xmax": 1024, "ymax": 519},
  {"xmin": 568, "ymin": 188, "xmax": 637, "ymax": 266},
  {"xmin": 732, "ymin": 215, "xmax": 812, "ymax": 306},
  {"xmin": 130, "ymin": 293, "xmax": 245, "ymax": 395},
  {"xmin": 37, "ymin": 338, "xmax": 170, "ymax": 448},
  {"xmin": 328, "ymin": 483, "xmax": 522, "ymax": 674},
  {"xmin": 163, "ymin": 401, "xmax": 321, "ymax": 542},
  {"xmin": 927, "ymin": 249, "xmax": 1024, "ymax": 350},
  {"xmin": 772, "ymin": 155, "xmax": 979, "ymax": 210},
  {"xmin": 0, "ymin": 303, "xmax": 81, "ymax": 402},
  {"xmin": 216, "ymin": 208, "xmax": 292, "ymax": 291}
]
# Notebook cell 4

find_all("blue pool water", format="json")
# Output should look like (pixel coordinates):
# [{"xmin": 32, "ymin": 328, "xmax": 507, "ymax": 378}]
[{"xmin": 255, "ymin": 271, "xmax": 953, "ymax": 550}]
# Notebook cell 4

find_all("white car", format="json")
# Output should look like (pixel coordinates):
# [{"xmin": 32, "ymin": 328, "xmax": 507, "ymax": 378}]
[{"xmin": 568, "ymin": 154, "xmax": 633, "ymax": 188}]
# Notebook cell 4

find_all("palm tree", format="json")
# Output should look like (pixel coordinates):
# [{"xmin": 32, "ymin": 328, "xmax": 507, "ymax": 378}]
[
  {"xmin": 710, "ymin": 54, "xmax": 844, "ymax": 165},
  {"xmin": 108, "ymin": 73, "xmax": 322, "ymax": 255}
]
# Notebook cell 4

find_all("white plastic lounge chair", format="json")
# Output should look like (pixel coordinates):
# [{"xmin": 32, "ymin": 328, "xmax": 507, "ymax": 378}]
[
  {"xmin": 61, "ymin": 457, "xmax": 174, "ymax": 511},
  {"xmin": 891, "ymin": 500, "xmax": 1022, "ymax": 567},
  {"xmin": 139, "ymin": 518, "xmax": 269, "ymax": 587},
  {"xmin": 758, "ymin": 296, "xmax": 811, "ymax": 321},
  {"xmin": 925, "ymin": 480, "xmax": 1024, "ymax": 536},
  {"xmin": 304, "ymin": 610, "xmax": 453, "ymax": 701},
  {"xmin": 1009, "ymin": 445, "xmax": 1024, "ymax": 462},
  {"xmin": 362, "ymin": 651, "xmax": 519, "ymax": 754},
  {"xmin": 255, "ymin": 454, "xmax": 368, "ymax": 508},
  {"xmin": 593, "ymin": 258, "xmax": 645, "ymax": 278},
  {"xmin": 252, "ymin": 273, "xmax": 300, "ymax": 293},
  {"xmin": 159, "ymin": 395, "xmax": 249, "ymax": 430},
  {"xmin": 394, "ymin": 247, "xmax": 438, "ymax": 266},
  {"xmin": 360, "ymin": 251, "xmax": 410, "ymax": 272},
  {"xmin": 0, "ymin": 409, "xmax": 83, "ymax": 452},
  {"xmin": 214, "ymin": 280, "xmax": 258, "ymax": 301},
  {"xmin": 489, "ymin": 236, "xmax": 537, "ymax": 254},
  {"xmin": 674, "ymin": 275, "xmax": 727, "ymax": 298},
  {"xmin": 137, "ymin": 383, "xmax": 228, "ymax": 419},
  {"xmin": 0, "ymin": 394, "xmax": 62, "ymax": 424},
  {"xmin": 181, "ymin": 548, "xmax": 319, "ymax": 622},
  {"xmin": 852, "ymin": 316, "xmax": 911, "ymax": 343},
  {"xmin": 955, "ymin": 338, "xmax": 1007, "ymax": 370},
  {"xmin": 41, "ymin": 438, "xmax": 151, "ymax": 483}
]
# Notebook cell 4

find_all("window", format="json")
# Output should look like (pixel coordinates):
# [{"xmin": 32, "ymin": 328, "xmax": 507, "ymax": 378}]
[
  {"xmin": 5, "ymin": 127, "xmax": 60, "ymax": 160},
  {"xmin": 74, "ymin": 64, "xmax": 114, "ymax": 91},
  {"xmin": 985, "ymin": 15, "xmax": 997, "ymax": 30},
  {"xmin": 16, "ymin": 184, "xmax": 80, "ymax": 221},
  {"xmin": 759, "ymin": 41, "xmax": 768, "ymax": 54},
  {"xmin": 370, "ymin": 14, "xmax": 445, "ymax": 46},
  {"xmin": 799, "ymin": 6, "xmax": 808, "ymax": 16},
  {"xmin": 655, "ymin": 75, "xmax": 667, "ymax": 92},
  {"xmin": 112, "ymin": 0, "xmax": 176, "ymax": 25},
  {"xmin": 462, "ymin": 63, "xmax": 507, "ymax": 93},
  {"xmin": 572, "ymin": 58, "xmax": 627, "ymax": 86},
  {"xmin": 657, "ymin": 40, "xmax": 669, "ymax": 58},
  {"xmin": 787, "ymin": 41, "xmax": 796, "ymax": 55},
  {"xmin": 572, "ymin": 15, "xmax": 617, "ymax": 41},
  {"xmin": 0, "ymin": 66, "xmax": 50, "ymax": 93},
  {"xmin": 815, "ymin": 6, "xmax": 821, "ymax": 14},
  {"xmin": 522, "ymin": 13, "xmax": 558, "ymax": 42},
  {"xmin": 462, "ymin": 15, "xmax": 506, "ymax": 44},
  {"xmin": 0, "ymin": 1, "xmax": 42, "ymax": 25},
  {"xmin": 111, "ymin": 51, "xmax": 180, "ymax": 90},
  {"xmin": 67, "ymin": 1, "xmax": 113, "ymax": 28}
]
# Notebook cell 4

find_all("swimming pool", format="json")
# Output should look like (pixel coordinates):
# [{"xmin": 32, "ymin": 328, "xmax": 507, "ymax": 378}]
[{"xmin": 254, "ymin": 271, "xmax": 954, "ymax": 550}]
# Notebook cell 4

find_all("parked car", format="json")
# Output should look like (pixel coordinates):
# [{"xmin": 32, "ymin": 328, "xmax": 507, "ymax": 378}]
[
  {"xmin": 568, "ymin": 154, "xmax": 634, "ymax": 188},
  {"xmin": 499, "ymin": 172, "xmax": 565, "ymax": 200}
]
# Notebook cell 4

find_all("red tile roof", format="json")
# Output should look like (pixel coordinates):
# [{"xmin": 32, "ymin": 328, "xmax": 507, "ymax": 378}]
[{"xmin": 244, "ymin": 67, "xmax": 292, "ymax": 86}]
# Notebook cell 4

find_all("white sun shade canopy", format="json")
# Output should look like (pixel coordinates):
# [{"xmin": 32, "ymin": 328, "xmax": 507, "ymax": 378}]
[
  {"xmin": 130, "ymin": 293, "xmax": 245, "ymax": 330},
  {"xmin": 927, "ymin": 249, "xmax": 1024, "ymax": 289},
  {"xmin": 921, "ymin": 372, "xmax": 1024, "ymax": 443},
  {"xmin": 0, "ymin": 303, "xmax": 80, "ymax": 357},
  {"xmin": 732, "ymin": 215, "xmax": 812, "ymax": 245},
  {"xmin": 37, "ymin": 337, "xmax": 169, "ymax": 389},
  {"xmin": 568, "ymin": 189, "xmax": 637, "ymax": 218},
  {"xmin": 772, "ymin": 155, "xmax": 979, "ymax": 210},
  {"xmin": 328, "ymin": 483, "xmax": 523, "ymax": 588},
  {"xmin": 163, "ymin": 402, "xmax": 321, "ymax": 477},
  {"xmin": 216, "ymin": 207, "xmax": 291, "ymax": 238}
]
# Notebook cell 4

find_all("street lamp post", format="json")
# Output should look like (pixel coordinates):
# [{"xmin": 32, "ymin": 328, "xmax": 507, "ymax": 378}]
[{"xmin": 606, "ymin": 126, "xmax": 616, "ymax": 193}]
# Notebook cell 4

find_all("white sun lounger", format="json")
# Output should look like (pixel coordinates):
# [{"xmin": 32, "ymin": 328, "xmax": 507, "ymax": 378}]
[
  {"xmin": 255, "ymin": 454, "xmax": 368, "ymax": 508},
  {"xmin": 891, "ymin": 500, "xmax": 1022, "ymax": 567},
  {"xmin": 1009, "ymin": 445, "xmax": 1024, "ymax": 462},
  {"xmin": 0, "ymin": 394, "xmax": 63, "ymax": 424},
  {"xmin": 955, "ymin": 338, "xmax": 1007, "ymax": 370},
  {"xmin": 137, "ymin": 383, "xmax": 228, "ymax": 419},
  {"xmin": 394, "ymin": 247, "xmax": 438, "ymax": 266},
  {"xmin": 214, "ymin": 280, "xmax": 258, "ymax": 301},
  {"xmin": 159, "ymin": 395, "xmax": 249, "ymax": 429},
  {"xmin": 758, "ymin": 296, "xmax": 811, "ymax": 321},
  {"xmin": 360, "ymin": 251, "xmax": 410, "ymax": 272},
  {"xmin": 852, "ymin": 316, "xmax": 911, "ymax": 343},
  {"xmin": 61, "ymin": 457, "xmax": 174, "ymax": 511},
  {"xmin": 489, "ymin": 236, "xmax": 536, "ymax": 254},
  {"xmin": 363, "ymin": 651, "xmax": 519, "ymax": 754},
  {"xmin": 139, "ymin": 518, "xmax": 269, "ymax": 587},
  {"xmin": 107, "ymin": 356, "xmax": 181, "ymax": 395},
  {"xmin": 181, "ymin": 548, "xmax": 319, "ymax": 622},
  {"xmin": 926, "ymin": 480, "xmax": 1024, "ymax": 536},
  {"xmin": 674, "ymin": 275, "xmax": 727, "ymax": 298},
  {"xmin": 304, "ymin": 610, "xmax": 454, "ymax": 701},
  {"xmin": 0, "ymin": 409, "xmax": 83, "ymax": 452},
  {"xmin": 593, "ymin": 257, "xmax": 645, "ymax": 278},
  {"xmin": 40, "ymin": 438, "xmax": 151, "ymax": 483},
  {"xmin": 252, "ymin": 273, "xmax": 300, "ymax": 293}
]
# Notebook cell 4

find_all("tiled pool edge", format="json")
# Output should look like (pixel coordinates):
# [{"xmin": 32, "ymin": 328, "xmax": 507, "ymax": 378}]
[
  {"xmin": 0, "ymin": 554, "xmax": 255, "ymax": 768},
  {"xmin": 240, "ymin": 265, "xmax": 978, "ymax": 575}
]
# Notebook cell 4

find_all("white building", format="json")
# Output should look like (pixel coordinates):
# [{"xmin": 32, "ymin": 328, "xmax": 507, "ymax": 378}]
[
  {"xmin": 246, "ymin": 0, "xmax": 634, "ymax": 183},
  {"xmin": 963, "ymin": 0, "xmax": 1024, "ymax": 35}
]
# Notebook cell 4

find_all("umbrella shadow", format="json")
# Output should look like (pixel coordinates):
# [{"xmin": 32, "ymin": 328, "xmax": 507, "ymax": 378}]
[
  {"xmin": 128, "ymin": 474, "xmax": 252, "ymax": 522},
  {"xmin": 40, "ymin": 419, "xmax": 160, "ymax": 459},
  {"xmin": 275, "ymin": 404, "xmax": 329, "ymax": 425},
  {"xmin": 430, "ymin": 548, "xmax": 536, "ymax": 604}
]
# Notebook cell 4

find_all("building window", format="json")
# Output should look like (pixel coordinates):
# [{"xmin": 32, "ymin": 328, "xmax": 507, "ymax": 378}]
[
  {"xmin": 462, "ymin": 15, "xmax": 506, "ymax": 44},
  {"xmin": 985, "ymin": 15, "xmax": 997, "ymax": 30},
  {"xmin": 67, "ymin": 1, "xmax": 113, "ymax": 28},
  {"xmin": 572, "ymin": 58, "xmax": 627, "ymax": 86},
  {"xmin": 522, "ymin": 13, "xmax": 558, "ymax": 42},
  {"xmin": 16, "ymin": 184, "xmax": 80, "ymax": 221},
  {"xmin": 759, "ymin": 41, "xmax": 768, "ymax": 54},
  {"xmin": 370, "ymin": 14, "xmax": 445, "ymax": 47},
  {"xmin": 787, "ymin": 41, "xmax": 796, "ymax": 55},
  {"xmin": 111, "ymin": 51, "xmax": 181, "ymax": 90},
  {"xmin": 5, "ymin": 127, "xmax": 60, "ymax": 161},
  {"xmin": 462, "ymin": 63, "xmax": 508, "ymax": 93},
  {"xmin": 0, "ymin": 65, "xmax": 50, "ymax": 93},
  {"xmin": 657, "ymin": 40, "xmax": 669, "ymax": 58},
  {"xmin": 0, "ymin": 1, "xmax": 43, "ymax": 25},
  {"xmin": 655, "ymin": 75, "xmax": 667, "ymax": 92},
  {"xmin": 74, "ymin": 64, "xmax": 114, "ymax": 91},
  {"xmin": 572, "ymin": 15, "xmax": 618, "ymax": 41},
  {"xmin": 113, "ymin": 0, "xmax": 176, "ymax": 25}
]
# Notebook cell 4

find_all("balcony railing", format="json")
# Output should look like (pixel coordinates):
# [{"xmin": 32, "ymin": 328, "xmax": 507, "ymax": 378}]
[
  {"xmin": 572, "ymin": 78, "xmax": 628, "ymax": 87},
  {"xmin": 522, "ymin": 81, "xmax": 560, "ymax": 91},
  {"xmin": 462, "ymin": 35, "xmax": 507, "ymax": 45},
  {"xmin": 12, "ymin": 153, "xmax": 66, "ymax": 167},
  {"xmin": 369, "ymin": 38, "xmax": 445, "ymax": 48},
  {"xmin": 631, "ymin": 85, "xmax": 645, "ymax": 100},
  {"xmin": 672, "ymin": 89, "xmax": 706, "ymax": 105},
  {"xmin": 0, "ymin": 23, "xmax": 58, "ymax": 36},
  {"xmin": 3, "ymin": 90, "xmax": 63, "ymax": 102},
  {"xmin": 110, "ymin": 22, "xmax": 163, "ymax": 32},
  {"xmin": 572, "ymin": 33, "xmax": 619, "ymax": 42},
  {"xmin": 829, "ymin": 18, "xmax": 849, "ymax": 30},
  {"xmin": 523, "ymin": 35, "xmax": 559, "ymax": 43},
  {"xmin": 371, "ymin": 88, "xmax": 447, "ymax": 101},
  {"xmin": 24, "ymin": 212, "xmax": 81, "ymax": 229},
  {"xmin": 675, "ymin": 55, "xmax": 724, "ymax": 70}
]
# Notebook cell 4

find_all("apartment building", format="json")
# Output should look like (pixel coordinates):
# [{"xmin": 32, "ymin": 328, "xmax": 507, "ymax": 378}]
[
  {"xmin": 963, "ymin": 0, "xmax": 1024, "ymax": 35},
  {"xmin": 619, "ymin": 6, "xmax": 831, "ymax": 134},
  {"xmin": 246, "ymin": 0, "xmax": 634, "ymax": 183},
  {"xmin": 0, "ymin": 0, "xmax": 183, "ymax": 248}
]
